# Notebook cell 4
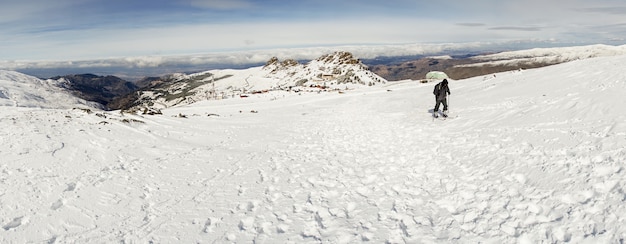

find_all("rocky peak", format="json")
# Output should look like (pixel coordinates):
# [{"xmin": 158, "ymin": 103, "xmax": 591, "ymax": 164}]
[
  {"xmin": 281, "ymin": 59, "xmax": 299, "ymax": 67},
  {"xmin": 264, "ymin": 57, "xmax": 300, "ymax": 67},
  {"xmin": 315, "ymin": 51, "xmax": 361, "ymax": 65},
  {"xmin": 263, "ymin": 57, "xmax": 301, "ymax": 73},
  {"xmin": 264, "ymin": 57, "xmax": 280, "ymax": 67}
]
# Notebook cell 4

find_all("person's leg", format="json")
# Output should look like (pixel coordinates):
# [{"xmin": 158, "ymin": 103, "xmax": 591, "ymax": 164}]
[
  {"xmin": 442, "ymin": 98, "xmax": 448, "ymax": 112},
  {"xmin": 434, "ymin": 98, "xmax": 441, "ymax": 112}
]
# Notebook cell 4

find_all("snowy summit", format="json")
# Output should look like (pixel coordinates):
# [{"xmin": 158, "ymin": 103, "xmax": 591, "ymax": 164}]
[{"xmin": 1, "ymin": 47, "xmax": 626, "ymax": 243}]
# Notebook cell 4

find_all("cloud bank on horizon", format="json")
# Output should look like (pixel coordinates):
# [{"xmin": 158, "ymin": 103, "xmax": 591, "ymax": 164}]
[{"xmin": 1, "ymin": 0, "xmax": 626, "ymax": 69}]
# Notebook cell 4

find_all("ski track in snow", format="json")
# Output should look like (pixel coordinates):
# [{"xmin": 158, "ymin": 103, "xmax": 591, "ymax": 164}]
[{"xmin": 2, "ymin": 55, "xmax": 626, "ymax": 243}]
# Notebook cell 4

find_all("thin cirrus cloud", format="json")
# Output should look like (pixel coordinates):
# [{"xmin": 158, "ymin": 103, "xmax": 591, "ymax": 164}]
[
  {"xmin": 489, "ymin": 26, "xmax": 542, "ymax": 32},
  {"xmin": 457, "ymin": 23, "xmax": 487, "ymax": 27},
  {"xmin": 186, "ymin": 0, "xmax": 253, "ymax": 9},
  {"xmin": 575, "ymin": 6, "xmax": 626, "ymax": 15}
]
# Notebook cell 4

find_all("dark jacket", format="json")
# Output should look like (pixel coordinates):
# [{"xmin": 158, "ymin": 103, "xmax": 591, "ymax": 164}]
[{"xmin": 433, "ymin": 80, "xmax": 450, "ymax": 101}]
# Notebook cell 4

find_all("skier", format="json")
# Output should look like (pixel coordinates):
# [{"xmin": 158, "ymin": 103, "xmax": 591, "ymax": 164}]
[{"xmin": 433, "ymin": 79, "xmax": 451, "ymax": 118}]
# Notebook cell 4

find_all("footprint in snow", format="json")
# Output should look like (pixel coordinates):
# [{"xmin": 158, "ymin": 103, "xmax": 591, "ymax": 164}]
[
  {"xmin": 3, "ymin": 216, "xmax": 28, "ymax": 230},
  {"xmin": 51, "ymin": 198, "xmax": 66, "ymax": 210},
  {"xmin": 238, "ymin": 217, "xmax": 255, "ymax": 231},
  {"xmin": 203, "ymin": 217, "xmax": 221, "ymax": 233},
  {"xmin": 65, "ymin": 182, "xmax": 79, "ymax": 192}
]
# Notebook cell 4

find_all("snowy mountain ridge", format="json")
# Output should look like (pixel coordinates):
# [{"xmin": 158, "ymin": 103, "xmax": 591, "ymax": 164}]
[
  {"xmin": 460, "ymin": 44, "xmax": 626, "ymax": 68},
  {"xmin": 0, "ymin": 70, "xmax": 101, "ymax": 109},
  {"xmin": 119, "ymin": 51, "xmax": 387, "ymax": 112}
]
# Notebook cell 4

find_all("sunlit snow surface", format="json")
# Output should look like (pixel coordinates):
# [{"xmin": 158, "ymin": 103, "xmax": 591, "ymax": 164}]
[
  {"xmin": 2, "ymin": 55, "xmax": 626, "ymax": 243},
  {"xmin": 0, "ymin": 71, "xmax": 100, "ymax": 109}
]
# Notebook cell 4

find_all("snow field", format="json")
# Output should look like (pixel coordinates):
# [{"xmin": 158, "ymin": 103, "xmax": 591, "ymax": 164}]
[{"xmin": 1, "ymin": 55, "xmax": 626, "ymax": 243}]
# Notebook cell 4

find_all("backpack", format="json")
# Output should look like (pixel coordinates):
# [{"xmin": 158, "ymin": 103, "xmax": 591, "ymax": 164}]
[{"xmin": 433, "ymin": 83, "xmax": 441, "ymax": 96}]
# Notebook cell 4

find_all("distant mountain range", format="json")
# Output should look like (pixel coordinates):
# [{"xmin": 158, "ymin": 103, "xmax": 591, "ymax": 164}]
[{"xmin": 2, "ymin": 44, "xmax": 626, "ymax": 111}]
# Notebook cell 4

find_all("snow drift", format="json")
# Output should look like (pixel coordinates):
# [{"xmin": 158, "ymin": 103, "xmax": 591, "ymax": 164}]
[{"xmin": 1, "ymin": 53, "xmax": 626, "ymax": 243}]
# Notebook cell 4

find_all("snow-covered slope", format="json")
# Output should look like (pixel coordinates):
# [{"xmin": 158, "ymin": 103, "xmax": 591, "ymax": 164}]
[
  {"xmin": 460, "ymin": 44, "xmax": 626, "ymax": 68},
  {"xmin": 1, "ymin": 54, "xmax": 626, "ymax": 243},
  {"xmin": 124, "ymin": 51, "xmax": 386, "ymax": 111},
  {"xmin": 0, "ymin": 70, "xmax": 100, "ymax": 109}
]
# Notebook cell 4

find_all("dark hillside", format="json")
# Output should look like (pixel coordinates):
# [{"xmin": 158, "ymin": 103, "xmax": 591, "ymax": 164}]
[{"xmin": 50, "ymin": 74, "xmax": 138, "ymax": 109}]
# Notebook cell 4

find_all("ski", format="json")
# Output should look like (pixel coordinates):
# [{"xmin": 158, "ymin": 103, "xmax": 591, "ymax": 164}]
[
  {"xmin": 432, "ymin": 111, "xmax": 454, "ymax": 121},
  {"xmin": 432, "ymin": 111, "xmax": 446, "ymax": 118}
]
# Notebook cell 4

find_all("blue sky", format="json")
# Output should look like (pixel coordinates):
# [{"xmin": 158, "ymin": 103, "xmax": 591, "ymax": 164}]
[{"xmin": 1, "ymin": 0, "xmax": 626, "ymax": 70}]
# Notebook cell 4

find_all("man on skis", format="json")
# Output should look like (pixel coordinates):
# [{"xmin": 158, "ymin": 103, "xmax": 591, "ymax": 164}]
[{"xmin": 433, "ymin": 79, "xmax": 451, "ymax": 118}]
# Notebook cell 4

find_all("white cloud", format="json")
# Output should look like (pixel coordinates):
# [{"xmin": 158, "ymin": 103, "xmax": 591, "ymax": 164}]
[
  {"xmin": 0, "ymin": 42, "xmax": 563, "ymax": 72},
  {"xmin": 5, "ymin": 19, "xmax": 439, "ymax": 60}
]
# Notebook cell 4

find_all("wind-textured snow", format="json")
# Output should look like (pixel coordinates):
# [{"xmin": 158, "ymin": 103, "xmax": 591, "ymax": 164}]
[{"xmin": 1, "ymin": 54, "xmax": 626, "ymax": 243}]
